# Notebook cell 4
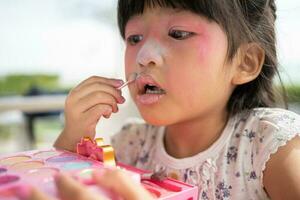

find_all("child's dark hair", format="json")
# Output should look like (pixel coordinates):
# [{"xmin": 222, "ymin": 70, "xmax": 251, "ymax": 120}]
[{"xmin": 117, "ymin": 0, "xmax": 286, "ymax": 115}]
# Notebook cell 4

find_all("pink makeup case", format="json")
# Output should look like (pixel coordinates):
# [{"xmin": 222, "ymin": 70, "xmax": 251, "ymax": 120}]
[{"xmin": 0, "ymin": 137, "xmax": 198, "ymax": 200}]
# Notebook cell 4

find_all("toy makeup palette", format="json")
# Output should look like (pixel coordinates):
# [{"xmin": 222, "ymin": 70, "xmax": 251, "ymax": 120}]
[{"xmin": 0, "ymin": 137, "xmax": 198, "ymax": 200}]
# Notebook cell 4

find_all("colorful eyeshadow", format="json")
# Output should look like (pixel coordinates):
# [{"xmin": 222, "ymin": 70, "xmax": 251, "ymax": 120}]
[
  {"xmin": 47, "ymin": 155, "xmax": 77, "ymax": 162},
  {"xmin": 77, "ymin": 168, "xmax": 95, "ymax": 179},
  {"xmin": 27, "ymin": 167, "xmax": 59, "ymax": 177},
  {"xmin": 33, "ymin": 151, "xmax": 62, "ymax": 159},
  {"xmin": 0, "ymin": 148, "xmax": 197, "ymax": 200},
  {"xmin": 0, "ymin": 156, "xmax": 31, "ymax": 166},
  {"xmin": 26, "ymin": 167, "xmax": 59, "ymax": 183},
  {"xmin": 10, "ymin": 161, "xmax": 44, "ymax": 172},
  {"xmin": 63, "ymin": 162, "xmax": 92, "ymax": 170},
  {"xmin": 0, "ymin": 175, "xmax": 20, "ymax": 185},
  {"xmin": 0, "ymin": 167, "xmax": 7, "ymax": 174},
  {"xmin": 76, "ymin": 168, "xmax": 100, "ymax": 185}
]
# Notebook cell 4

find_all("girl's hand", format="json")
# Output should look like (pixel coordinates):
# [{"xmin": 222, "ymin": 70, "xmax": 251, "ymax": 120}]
[
  {"xmin": 93, "ymin": 169, "xmax": 153, "ymax": 200},
  {"xmin": 25, "ymin": 169, "xmax": 153, "ymax": 200},
  {"xmin": 25, "ymin": 174, "xmax": 107, "ymax": 200},
  {"xmin": 54, "ymin": 76, "xmax": 125, "ymax": 151}
]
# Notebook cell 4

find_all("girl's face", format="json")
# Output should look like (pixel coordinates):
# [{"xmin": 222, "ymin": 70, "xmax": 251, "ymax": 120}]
[{"xmin": 124, "ymin": 7, "xmax": 237, "ymax": 125}]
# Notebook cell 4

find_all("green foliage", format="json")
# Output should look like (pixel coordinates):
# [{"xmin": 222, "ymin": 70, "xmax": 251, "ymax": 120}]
[
  {"xmin": 0, "ymin": 126, "xmax": 11, "ymax": 140},
  {"xmin": 285, "ymin": 85, "xmax": 300, "ymax": 103},
  {"xmin": 0, "ymin": 74, "xmax": 68, "ymax": 96}
]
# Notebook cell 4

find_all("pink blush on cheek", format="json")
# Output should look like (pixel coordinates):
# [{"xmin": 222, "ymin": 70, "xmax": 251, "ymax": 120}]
[
  {"xmin": 197, "ymin": 30, "xmax": 228, "ymax": 69},
  {"xmin": 194, "ymin": 37, "xmax": 211, "ymax": 66}
]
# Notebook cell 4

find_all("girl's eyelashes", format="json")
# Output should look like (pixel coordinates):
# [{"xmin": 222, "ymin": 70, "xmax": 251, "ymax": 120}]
[
  {"xmin": 126, "ymin": 35, "xmax": 143, "ymax": 45},
  {"xmin": 125, "ymin": 29, "xmax": 194, "ymax": 45},
  {"xmin": 168, "ymin": 29, "xmax": 195, "ymax": 40}
]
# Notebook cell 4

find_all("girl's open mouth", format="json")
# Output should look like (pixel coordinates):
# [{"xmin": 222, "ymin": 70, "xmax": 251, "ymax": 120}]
[
  {"xmin": 142, "ymin": 84, "xmax": 166, "ymax": 95},
  {"xmin": 135, "ymin": 75, "xmax": 166, "ymax": 105}
]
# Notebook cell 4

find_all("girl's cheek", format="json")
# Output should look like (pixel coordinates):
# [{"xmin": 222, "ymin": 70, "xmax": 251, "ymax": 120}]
[
  {"xmin": 164, "ymin": 67, "xmax": 189, "ymax": 92},
  {"xmin": 196, "ymin": 44, "xmax": 208, "ymax": 63},
  {"xmin": 193, "ymin": 35, "xmax": 211, "ymax": 65},
  {"xmin": 124, "ymin": 49, "xmax": 136, "ymax": 72}
]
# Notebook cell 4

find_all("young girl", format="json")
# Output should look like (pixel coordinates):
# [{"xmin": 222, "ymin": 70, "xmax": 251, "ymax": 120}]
[{"xmin": 51, "ymin": 0, "xmax": 300, "ymax": 199}]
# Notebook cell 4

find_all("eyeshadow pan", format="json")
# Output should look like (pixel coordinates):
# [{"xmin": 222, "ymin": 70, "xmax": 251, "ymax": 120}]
[
  {"xmin": 0, "ymin": 147, "xmax": 198, "ymax": 199},
  {"xmin": 0, "ymin": 167, "xmax": 7, "ymax": 174},
  {"xmin": 47, "ymin": 155, "xmax": 77, "ymax": 162},
  {"xmin": 76, "ymin": 168, "xmax": 101, "ymax": 185},
  {"xmin": 26, "ymin": 167, "xmax": 59, "ymax": 183},
  {"xmin": 0, "ymin": 175, "xmax": 20, "ymax": 185},
  {"xmin": 27, "ymin": 167, "xmax": 59, "ymax": 177},
  {"xmin": 77, "ymin": 168, "xmax": 95, "ymax": 179},
  {"xmin": 10, "ymin": 161, "xmax": 44, "ymax": 172},
  {"xmin": 0, "ymin": 156, "xmax": 31, "ymax": 166},
  {"xmin": 33, "ymin": 151, "xmax": 62, "ymax": 159},
  {"xmin": 62, "ymin": 162, "xmax": 92, "ymax": 170}
]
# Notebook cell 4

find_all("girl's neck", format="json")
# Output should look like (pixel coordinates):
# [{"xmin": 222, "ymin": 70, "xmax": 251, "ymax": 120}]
[{"xmin": 164, "ymin": 109, "xmax": 229, "ymax": 159}]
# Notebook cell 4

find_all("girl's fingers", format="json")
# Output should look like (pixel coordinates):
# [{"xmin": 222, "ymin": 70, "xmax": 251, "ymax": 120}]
[
  {"xmin": 82, "ymin": 104, "xmax": 113, "ymax": 127},
  {"xmin": 72, "ymin": 82, "xmax": 125, "ymax": 104},
  {"xmin": 55, "ymin": 173, "xmax": 107, "ymax": 200},
  {"xmin": 75, "ymin": 104, "xmax": 113, "ymax": 137},
  {"xmin": 63, "ymin": 104, "xmax": 113, "ymax": 140},
  {"xmin": 55, "ymin": 173, "xmax": 85, "ymax": 200},
  {"xmin": 93, "ymin": 169, "xmax": 154, "ymax": 200},
  {"xmin": 76, "ymin": 76, "xmax": 124, "ymax": 90},
  {"xmin": 25, "ymin": 187, "xmax": 53, "ymax": 200},
  {"xmin": 78, "ymin": 91, "xmax": 120, "ymax": 113}
]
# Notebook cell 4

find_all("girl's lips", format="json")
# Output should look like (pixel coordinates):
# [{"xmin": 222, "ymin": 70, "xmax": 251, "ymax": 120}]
[
  {"xmin": 135, "ymin": 74, "xmax": 166, "ymax": 105},
  {"xmin": 135, "ymin": 74, "xmax": 163, "ymax": 94},
  {"xmin": 136, "ymin": 93, "xmax": 164, "ymax": 105}
]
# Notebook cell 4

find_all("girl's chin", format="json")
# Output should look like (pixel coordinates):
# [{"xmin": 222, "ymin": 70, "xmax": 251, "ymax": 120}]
[{"xmin": 138, "ymin": 112, "xmax": 172, "ymax": 126}]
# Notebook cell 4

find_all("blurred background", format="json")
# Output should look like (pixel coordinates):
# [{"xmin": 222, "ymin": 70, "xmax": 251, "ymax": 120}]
[{"xmin": 0, "ymin": 0, "xmax": 300, "ymax": 155}]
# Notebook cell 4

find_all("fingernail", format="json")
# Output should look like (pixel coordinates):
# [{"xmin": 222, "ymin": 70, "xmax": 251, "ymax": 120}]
[
  {"xmin": 118, "ymin": 96, "xmax": 126, "ymax": 104},
  {"xmin": 113, "ymin": 105, "xmax": 119, "ymax": 113},
  {"xmin": 113, "ymin": 80, "xmax": 124, "ymax": 87}
]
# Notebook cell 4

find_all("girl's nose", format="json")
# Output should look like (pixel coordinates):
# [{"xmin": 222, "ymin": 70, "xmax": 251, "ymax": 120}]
[{"xmin": 136, "ymin": 39, "xmax": 164, "ymax": 68}]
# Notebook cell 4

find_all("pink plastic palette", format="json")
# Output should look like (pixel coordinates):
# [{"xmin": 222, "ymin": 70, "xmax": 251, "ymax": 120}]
[{"xmin": 0, "ymin": 138, "xmax": 198, "ymax": 200}]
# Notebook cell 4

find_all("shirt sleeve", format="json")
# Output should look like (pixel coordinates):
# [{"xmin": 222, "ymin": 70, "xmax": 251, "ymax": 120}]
[{"xmin": 253, "ymin": 109, "xmax": 300, "ymax": 183}]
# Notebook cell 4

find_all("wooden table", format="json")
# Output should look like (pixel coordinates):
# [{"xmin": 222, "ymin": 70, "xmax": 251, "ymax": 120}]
[
  {"xmin": 0, "ymin": 95, "xmax": 67, "ymax": 147},
  {"xmin": 0, "ymin": 95, "xmax": 66, "ymax": 113}
]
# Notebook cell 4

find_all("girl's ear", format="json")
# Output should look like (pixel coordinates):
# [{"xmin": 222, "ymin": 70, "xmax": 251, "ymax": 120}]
[{"xmin": 232, "ymin": 43, "xmax": 265, "ymax": 85}]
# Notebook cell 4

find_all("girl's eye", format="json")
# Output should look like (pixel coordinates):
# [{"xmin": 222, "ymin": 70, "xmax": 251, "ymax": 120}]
[
  {"xmin": 126, "ymin": 35, "xmax": 143, "ymax": 45},
  {"xmin": 168, "ymin": 30, "xmax": 194, "ymax": 40}
]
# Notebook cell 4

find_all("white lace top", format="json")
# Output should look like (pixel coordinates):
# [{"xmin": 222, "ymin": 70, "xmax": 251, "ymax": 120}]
[{"xmin": 111, "ymin": 108, "xmax": 300, "ymax": 200}]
